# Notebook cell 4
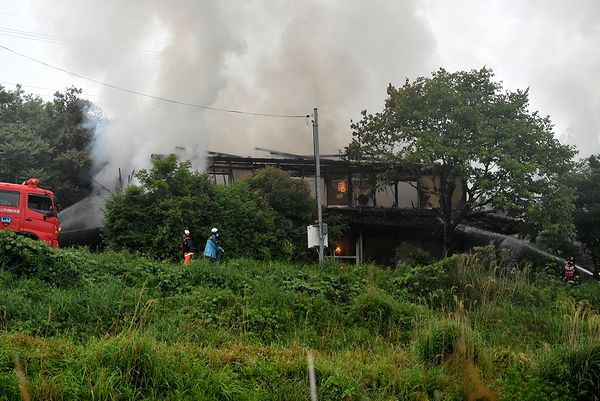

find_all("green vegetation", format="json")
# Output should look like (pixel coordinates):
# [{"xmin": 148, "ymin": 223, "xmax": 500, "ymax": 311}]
[
  {"xmin": 1, "ymin": 232, "xmax": 599, "ymax": 400},
  {"xmin": 0, "ymin": 85, "xmax": 98, "ymax": 207},
  {"xmin": 345, "ymin": 67, "xmax": 576, "ymax": 248},
  {"xmin": 103, "ymin": 156, "xmax": 307, "ymax": 262},
  {"xmin": 572, "ymin": 154, "xmax": 600, "ymax": 268}
]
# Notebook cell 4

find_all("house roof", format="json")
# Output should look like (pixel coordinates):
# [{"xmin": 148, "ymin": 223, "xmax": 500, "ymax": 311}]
[{"xmin": 207, "ymin": 153, "xmax": 418, "ymax": 179}]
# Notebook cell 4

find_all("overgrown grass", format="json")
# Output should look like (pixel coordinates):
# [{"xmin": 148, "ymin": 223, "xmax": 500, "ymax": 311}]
[{"xmin": 0, "ymin": 231, "xmax": 599, "ymax": 399}]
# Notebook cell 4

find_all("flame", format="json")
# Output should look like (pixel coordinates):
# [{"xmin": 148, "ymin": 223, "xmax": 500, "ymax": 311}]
[
  {"xmin": 337, "ymin": 180, "xmax": 347, "ymax": 193},
  {"xmin": 335, "ymin": 245, "xmax": 343, "ymax": 255}
]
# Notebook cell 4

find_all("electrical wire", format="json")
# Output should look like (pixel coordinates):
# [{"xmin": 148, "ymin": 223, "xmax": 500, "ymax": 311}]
[
  {"xmin": 0, "ymin": 27, "xmax": 63, "ymax": 41},
  {"xmin": 0, "ymin": 80, "xmax": 100, "ymax": 98},
  {"xmin": 0, "ymin": 44, "xmax": 309, "ymax": 118},
  {"xmin": 0, "ymin": 11, "xmax": 35, "ymax": 20},
  {"xmin": 0, "ymin": 26, "xmax": 162, "ymax": 57}
]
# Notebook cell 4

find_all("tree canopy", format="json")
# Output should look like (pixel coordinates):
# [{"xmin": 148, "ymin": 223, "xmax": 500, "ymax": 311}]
[
  {"xmin": 572, "ymin": 155, "xmax": 600, "ymax": 268},
  {"xmin": 103, "ymin": 155, "xmax": 309, "ymax": 261},
  {"xmin": 0, "ymin": 85, "xmax": 98, "ymax": 207},
  {"xmin": 245, "ymin": 167, "xmax": 315, "ymax": 262},
  {"xmin": 345, "ymin": 68, "xmax": 576, "ymax": 248}
]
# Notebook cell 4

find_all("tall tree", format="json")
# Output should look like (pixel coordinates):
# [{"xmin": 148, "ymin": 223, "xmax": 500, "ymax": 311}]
[
  {"xmin": 42, "ymin": 87, "xmax": 96, "ymax": 207},
  {"xmin": 0, "ymin": 125, "xmax": 50, "ymax": 182},
  {"xmin": 345, "ymin": 68, "xmax": 576, "ymax": 250},
  {"xmin": 0, "ymin": 85, "xmax": 97, "ymax": 207},
  {"xmin": 572, "ymin": 155, "xmax": 600, "ymax": 268}
]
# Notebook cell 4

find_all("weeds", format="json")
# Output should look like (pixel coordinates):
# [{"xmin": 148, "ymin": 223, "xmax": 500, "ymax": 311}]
[{"xmin": 0, "ymin": 236, "xmax": 599, "ymax": 399}]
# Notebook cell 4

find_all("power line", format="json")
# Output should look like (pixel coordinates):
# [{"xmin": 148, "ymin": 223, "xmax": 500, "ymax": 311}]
[
  {"xmin": 0, "ymin": 26, "xmax": 162, "ymax": 58},
  {"xmin": 0, "ymin": 11, "xmax": 35, "ymax": 20},
  {"xmin": 0, "ymin": 27, "xmax": 62, "ymax": 41},
  {"xmin": 0, "ymin": 80, "xmax": 100, "ymax": 98},
  {"xmin": 0, "ymin": 44, "xmax": 309, "ymax": 118}
]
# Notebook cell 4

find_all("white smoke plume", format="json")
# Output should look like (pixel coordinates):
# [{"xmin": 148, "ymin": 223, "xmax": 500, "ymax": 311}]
[
  {"xmin": 33, "ymin": 0, "xmax": 436, "ymax": 188},
  {"xmin": 28, "ymin": 0, "xmax": 600, "ymax": 231},
  {"xmin": 31, "ymin": 0, "xmax": 600, "ymax": 182}
]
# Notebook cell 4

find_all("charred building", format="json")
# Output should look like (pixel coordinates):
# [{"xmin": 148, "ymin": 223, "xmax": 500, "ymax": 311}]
[{"xmin": 207, "ymin": 150, "xmax": 467, "ymax": 265}]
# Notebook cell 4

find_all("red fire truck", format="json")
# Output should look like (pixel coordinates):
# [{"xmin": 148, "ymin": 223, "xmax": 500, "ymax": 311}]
[{"xmin": 0, "ymin": 178, "xmax": 61, "ymax": 248}]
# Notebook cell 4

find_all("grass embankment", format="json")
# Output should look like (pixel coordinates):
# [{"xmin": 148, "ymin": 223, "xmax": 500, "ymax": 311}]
[{"xmin": 0, "ymin": 231, "xmax": 599, "ymax": 400}]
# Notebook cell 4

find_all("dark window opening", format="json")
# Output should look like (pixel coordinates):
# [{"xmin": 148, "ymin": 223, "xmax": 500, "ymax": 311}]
[
  {"xmin": 0, "ymin": 190, "xmax": 20, "ymax": 207},
  {"xmin": 28, "ymin": 194, "xmax": 53, "ymax": 214}
]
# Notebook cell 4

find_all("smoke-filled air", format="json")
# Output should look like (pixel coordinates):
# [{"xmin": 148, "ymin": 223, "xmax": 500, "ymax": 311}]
[
  {"xmin": 33, "ymin": 0, "xmax": 600, "ymax": 184},
  {"xmin": 32, "ymin": 0, "xmax": 435, "ymax": 185}
]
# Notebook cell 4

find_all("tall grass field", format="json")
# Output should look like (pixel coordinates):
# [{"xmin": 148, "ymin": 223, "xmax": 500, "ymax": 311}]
[{"xmin": 0, "ymin": 231, "xmax": 599, "ymax": 400}]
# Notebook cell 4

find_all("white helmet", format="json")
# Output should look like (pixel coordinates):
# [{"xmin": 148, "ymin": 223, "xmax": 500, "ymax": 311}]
[
  {"xmin": 184, "ymin": 229, "xmax": 190, "ymax": 236},
  {"xmin": 211, "ymin": 227, "xmax": 218, "ymax": 233}
]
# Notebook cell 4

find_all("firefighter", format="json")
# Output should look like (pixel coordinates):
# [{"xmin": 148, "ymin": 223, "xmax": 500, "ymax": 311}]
[
  {"xmin": 561, "ymin": 257, "xmax": 579, "ymax": 285},
  {"xmin": 182, "ymin": 229, "xmax": 195, "ymax": 265},
  {"xmin": 203, "ymin": 227, "xmax": 224, "ymax": 263}
]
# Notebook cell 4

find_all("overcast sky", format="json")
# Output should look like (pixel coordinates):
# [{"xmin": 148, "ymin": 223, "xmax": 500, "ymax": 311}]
[{"xmin": 1, "ymin": 0, "xmax": 599, "ymax": 180}]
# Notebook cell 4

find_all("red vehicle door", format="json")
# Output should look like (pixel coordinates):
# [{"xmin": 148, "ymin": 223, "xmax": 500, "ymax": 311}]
[
  {"xmin": 0, "ymin": 188, "xmax": 23, "ymax": 233},
  {"xmin": 24, "ymin": 192, "xmax": 58, "ymax": 245}
]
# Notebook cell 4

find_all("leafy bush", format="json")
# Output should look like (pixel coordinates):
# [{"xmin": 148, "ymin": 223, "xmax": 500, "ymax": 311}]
[
  {"xmin": 0, "ymin": 231, "xmax": 80, "ymax": 286},
  {"xmin": 103, "ymin": 155, "xmax": 294, "ymax": 262},
  {"xmin": 349, "ymin": 286, "xmax": 420, "ymax": 335},
  {"xmin": 390, "ymin": 255, "xmax": 456, "ymax": 300},
  {"xmin": 245, "ymin": 168, "xmax": 316, "ymax": 263},
  {"xmin": 281, "ymin": 262, "xmax": 365, "ymax": 305}
]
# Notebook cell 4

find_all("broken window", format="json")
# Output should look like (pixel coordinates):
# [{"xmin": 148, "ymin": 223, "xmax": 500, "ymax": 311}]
[{"xmin": 327, "ymin": 177, "xmax": 349, "ymax": 206}]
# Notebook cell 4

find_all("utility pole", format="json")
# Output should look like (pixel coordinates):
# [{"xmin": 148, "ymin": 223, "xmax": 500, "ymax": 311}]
[{"xmin": 312, "ymin": 108, "xmax": 324, "ymax": 263}]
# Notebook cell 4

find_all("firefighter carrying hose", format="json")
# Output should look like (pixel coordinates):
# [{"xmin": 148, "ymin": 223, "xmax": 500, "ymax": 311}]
[
  {"xmin": 561, "ymin": 257, "xmax": 579, "ymax": 285},
  {"xmin": 182, "ymin": 229, "xmax": 195, "ymax": 265}
]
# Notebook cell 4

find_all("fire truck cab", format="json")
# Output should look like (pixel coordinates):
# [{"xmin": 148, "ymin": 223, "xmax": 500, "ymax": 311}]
[{"xmin": 0, "ymin": 178, "xmax": 61, "ymax": 248}]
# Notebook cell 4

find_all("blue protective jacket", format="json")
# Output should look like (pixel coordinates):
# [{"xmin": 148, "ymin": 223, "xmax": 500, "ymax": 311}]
[{"xmin": 203, "ymin": 234, "xmax": 224, "ymax": 260}]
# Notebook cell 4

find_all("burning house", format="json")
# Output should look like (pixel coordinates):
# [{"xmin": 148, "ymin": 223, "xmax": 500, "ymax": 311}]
[
  {"xmin": 207, "ymin": 150, "xmax": 466, "ymax": 265},
  {"xmin": 59, "ymin": 148, "xmax": 522, "ymax": 265}
]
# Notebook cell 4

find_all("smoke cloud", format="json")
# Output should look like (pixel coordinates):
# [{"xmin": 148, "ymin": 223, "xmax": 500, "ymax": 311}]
[
  {"xmin": 35, "ymin": 0, "xmax": 600, "ymax": 186},
  {"xmin": 29, "ymin": 1, "xmax": 600, "ymax": 229},
  {"xmin": 33, "ymin": 0, "xmax": 436, "ymax": 186}
]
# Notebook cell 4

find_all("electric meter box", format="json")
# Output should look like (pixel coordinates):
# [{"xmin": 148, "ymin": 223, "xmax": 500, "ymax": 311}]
[{"xmin": 307, "ymin": 224, "xmax": 328, "ymax": 248}]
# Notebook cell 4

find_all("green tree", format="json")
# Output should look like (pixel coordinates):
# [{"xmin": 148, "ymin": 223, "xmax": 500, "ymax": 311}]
[
  {"xmin": 245, "ymin": 167, "xmax": 314, "ymax": 226},
  {"xmin": 572, "ymin": 155, "xmax": 600, "ymax": 269},
  {"xmin": 245, "ymin": 167, "xmax": 315, "ymax": 261},
  {"xmin": 0, "ymin": 85, "xmax": 97, "ymax": 207},
  {"xmin": 103, "ymin": 155, "xmax": 290, "ymax": 261},
  {"xmin": 345, "ymin": 68, "xmax": 576, "ymax": 250},
  {"xmin": 41, "ymin": 87, "xmax": 96, "ymax": 207},
  {"xmin": 0, "ymin": 125, "xmax": 50, "ymax": 182}
]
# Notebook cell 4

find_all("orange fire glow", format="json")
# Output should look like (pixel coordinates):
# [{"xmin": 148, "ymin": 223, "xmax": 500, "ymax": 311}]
[{"xmin": 337, "ymin": 180, "xmax": 347, "ymax": 193}]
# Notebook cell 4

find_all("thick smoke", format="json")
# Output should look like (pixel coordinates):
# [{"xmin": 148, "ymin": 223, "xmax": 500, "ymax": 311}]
[
  {"xmin": 35, "ymin": 0, "xmax": 246, "ymax": 188},
  {"xmin": 34, "ymin": 0, "xmax": 435, "ymax": 180},
  {"xmin": 33, "ymin": 0, "xmax": 600, "ymax": 176},
  {"xmin": 206, "ymin": 1, "xmax": 436, "ymax": 155}
]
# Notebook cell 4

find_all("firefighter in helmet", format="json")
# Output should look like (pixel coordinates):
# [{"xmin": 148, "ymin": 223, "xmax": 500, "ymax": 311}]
[
  {"xmin": 182, "ymin": 229, "xmax": 195, "ymax": 265},
  {"xmin": 562, "ymin": 257, "xmax": 579, "ymax": 284},
  {"xmin": 203, "ymin": 227, "xmax": 224, "ymax": 262}
]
